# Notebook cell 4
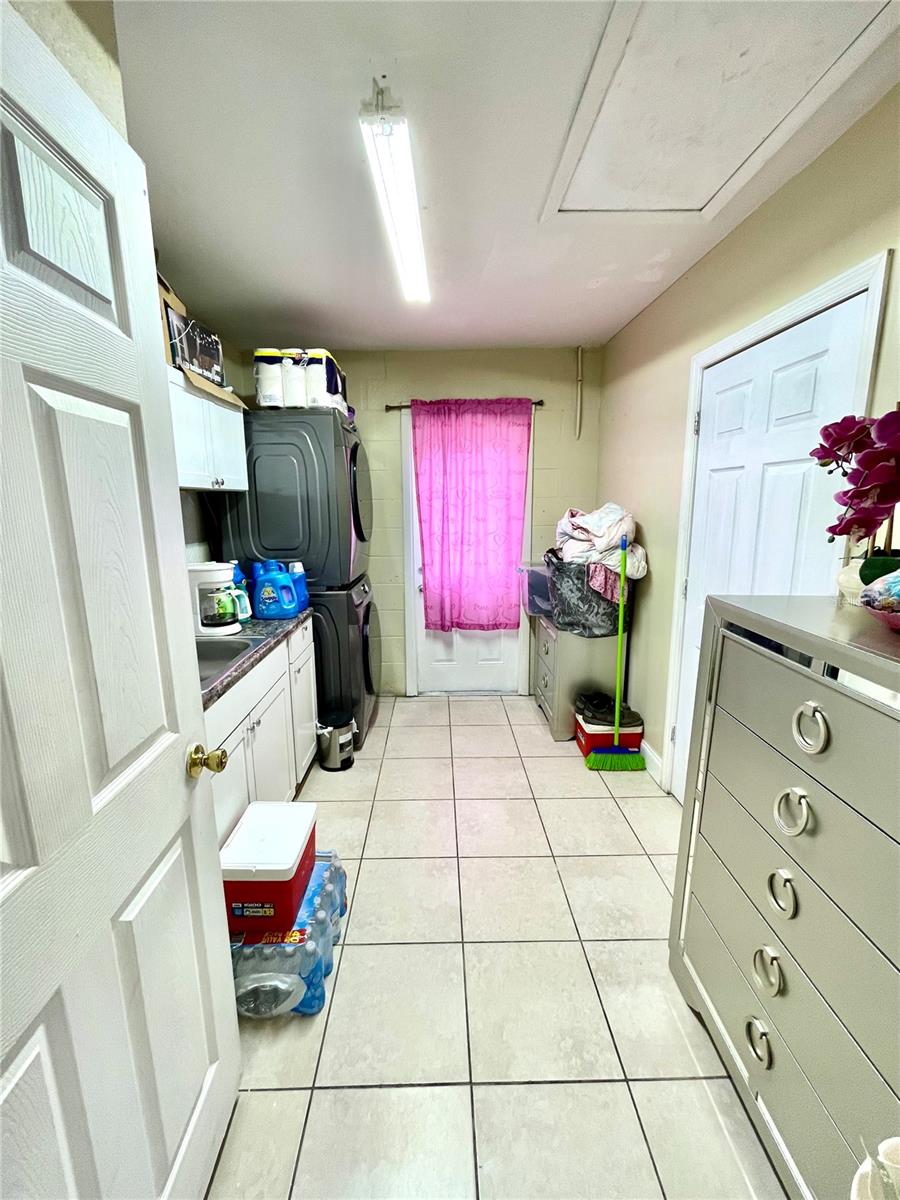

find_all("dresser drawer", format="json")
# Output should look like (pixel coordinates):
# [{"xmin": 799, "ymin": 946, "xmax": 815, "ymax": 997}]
[
  {"xmin": 701, "ymin": 775, "xmax": 900, "ymax": 1090},
  {"xmin": 535, "ymin": 617, "xmax": 557, "ymax": 678},
  {"xmin": 708, "ymin": 708, "xmax": 899, "ymax": 964},
  {"xmin": 684, "ymin": 899, "xmax": 859, "ymax": 1199},
  {"xmin": 692, "ymin": 836, "xmax": 900, "ymax": 1149},
  {"xmin": 535, "ymin": 656, "xmax": 555, "ymax": 706},
  {"xmin": 716, "ymin": 635, "xmax": 898, "ymax": 838}
]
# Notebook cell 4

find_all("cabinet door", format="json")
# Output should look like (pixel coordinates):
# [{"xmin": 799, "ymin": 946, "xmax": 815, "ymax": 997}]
[
  {"xmin": 207, "ymin": 398, "xmax": 248, "ymax": 491},
  {"xmin": 210, "ymin": 720, "xmax": 255, "ymax": 845},
  {"xmin": 291, "ymin": 649, "xmax": 318, "ymax": 781},
  {"xmin": 249, "ymin": 674, "xmax": 296, "ymax": 803},
  {"xmin": 169, "ymin": 385, "xmax": 214, "ymax": 489}
]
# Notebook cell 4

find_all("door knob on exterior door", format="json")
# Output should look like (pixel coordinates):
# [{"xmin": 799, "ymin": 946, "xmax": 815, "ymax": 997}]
[{"xmin": 186, "ymin": 742, "xmax": 229, "ymax": 778}]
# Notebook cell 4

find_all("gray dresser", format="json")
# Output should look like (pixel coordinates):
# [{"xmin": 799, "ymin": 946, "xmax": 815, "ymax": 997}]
[
  {"xmin": 530, "ymin": 614, "xmax": 618, "ymax": 740},
  {"xmin": 670, "ymin": 596, "xmax": 900, "ymax": 1200}
]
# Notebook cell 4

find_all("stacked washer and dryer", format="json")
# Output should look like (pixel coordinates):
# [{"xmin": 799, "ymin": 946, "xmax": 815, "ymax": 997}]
[{"xmin": 220, "ymin": 410, "xmax": 380, "ymax": 748}]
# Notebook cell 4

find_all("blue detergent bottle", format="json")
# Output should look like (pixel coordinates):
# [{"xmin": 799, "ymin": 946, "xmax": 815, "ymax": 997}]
[
  {"xmin": 252, "ymin": 560, "xmax": 300, "ymax": 619},
  {"xmin": 288, "ymin": 561, "xmax": 309, "ymax": 611}
]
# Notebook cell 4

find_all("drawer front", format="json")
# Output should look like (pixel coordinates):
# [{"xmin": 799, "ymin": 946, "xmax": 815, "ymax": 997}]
[
  {"xmin": 692, "ymin": 836, "xmax": 900, "ymax": 1149},
  {"xmin": 536, "ymin": 617, "xmax": 557, "ymax": 678},
  {"xmin": 701, "ymin": 774, "xmax": 900, "ymax": 1090},
  {"xmin": 288, "ymin": 618, "xmax": 313, "ymax": 663},
  {"xmin": 708, "ymin": 708, "xmax": 899, "ymax": 964},
  {"xmin": 716, "ymin": 635, "xmax": 898, "ymax": 838},
  {"xmin": 684, "ymin": 899, "xmax": 859, "ymax": 1199},
  {"xmin": 535, "ymin": 656, "xmax": 555, "ymax": 705}
]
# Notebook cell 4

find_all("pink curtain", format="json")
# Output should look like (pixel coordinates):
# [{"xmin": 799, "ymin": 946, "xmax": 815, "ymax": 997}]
[{"xmin": 411, "ymin": 397, "xmax": 532, "ymax": 632}]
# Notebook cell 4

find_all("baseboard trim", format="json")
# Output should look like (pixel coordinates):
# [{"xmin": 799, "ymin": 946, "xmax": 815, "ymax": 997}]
[{"xmin": 641, "ymin": 739, "xmax": 663, "ymax": 787}]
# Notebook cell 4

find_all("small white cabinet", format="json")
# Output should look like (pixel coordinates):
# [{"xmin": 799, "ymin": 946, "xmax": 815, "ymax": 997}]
[
  {"xmin": 210, "ymin": 720, "xmax": 256, "ymax": 844},
  {"xmin": 248, "ymin": 673, "xmax": 296, "ymax": 805},
  {"xmin": 289, "ymin": 626, "xmax": 317, "ymax": 780},
  {"xmin": 168, "ymin": 365, "xmax": 248, "ymax": 491}
]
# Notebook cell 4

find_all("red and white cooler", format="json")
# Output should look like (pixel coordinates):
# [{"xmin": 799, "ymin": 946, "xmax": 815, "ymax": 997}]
[
  {"xmin": 575, "ymin": 715, "xmax": 643, "ymax": 757},
  {"xmin": 220, "ymin": 802, "xmax": 316, "ymax": 935}
]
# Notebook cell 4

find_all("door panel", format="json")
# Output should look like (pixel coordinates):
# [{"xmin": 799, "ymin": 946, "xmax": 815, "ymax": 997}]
[
  {"xmin": 672, "ymin": 292, "xmax": 869, "ymax": 801},
  {"xmin": 207, "ymin": 399, "xmax": 248, "ymax": 491},
  {"xmin": 170, "ymin": 386, "xmax": 212, "ymax": 489},
  {"xmin": 291, "ymin": 652, "xmax": 318, "ymax": 778},
  {"xmin": 0, "ymin": 11, "xmax": 239, "ymax": 1197},
  {"xmin": 116, "ymin": 839, "xmax": 211, "ymax": 1164},
  {"xmin": 211, "ymin": 721, "xmax": 254, "ymax": 845},
  {"xmin": 249, "ymin": 676, "xmax": 296, "ymax": 803}
]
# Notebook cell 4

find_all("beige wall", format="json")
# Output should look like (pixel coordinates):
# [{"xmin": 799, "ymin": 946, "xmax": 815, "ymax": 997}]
[
  {"xmin": 338, "ymin": 349, "xmax": 600, "ymax": 693},
  {"xmin": 10, "ymin": 0, "xmax": 126, "ymax": 137},
  {"xmin": 591, "ymin": 85, "xmax": 900, "ymax": 757}
]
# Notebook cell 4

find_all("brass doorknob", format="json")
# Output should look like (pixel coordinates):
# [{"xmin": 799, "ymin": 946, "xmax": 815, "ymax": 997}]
[{"xmin": 186, "ymin": 743, "xmax": 228, "ymax": 779}]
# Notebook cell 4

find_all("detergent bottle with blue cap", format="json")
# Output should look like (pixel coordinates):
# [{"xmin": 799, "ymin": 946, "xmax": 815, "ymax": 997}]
[{"xmin": 252, "ymin": 560, "xmax": 301, "ymax": 619}]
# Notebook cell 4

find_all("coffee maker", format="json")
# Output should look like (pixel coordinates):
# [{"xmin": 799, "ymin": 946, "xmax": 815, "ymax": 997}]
[{"xmin": 188, "ymin": 562, "xmax": 242, "ymax": 636}]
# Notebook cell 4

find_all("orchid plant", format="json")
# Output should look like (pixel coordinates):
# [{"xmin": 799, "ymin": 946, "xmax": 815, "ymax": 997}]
[{"xmin": 810, "ymin": 409, "xmax": 900, "ymax": 546}]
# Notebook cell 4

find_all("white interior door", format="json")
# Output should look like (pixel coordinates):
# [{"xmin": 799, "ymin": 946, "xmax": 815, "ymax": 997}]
[
  {"xmin": 402, "ymin": 411, "xmax": 524, "ymax": 694},
  {"xmin": 671, "ymin": 292, "xmax": 869, "ymax": 801},
  {"xmin": 0, "ymin": 11, "xmax": 239, "ymax": 1198}
]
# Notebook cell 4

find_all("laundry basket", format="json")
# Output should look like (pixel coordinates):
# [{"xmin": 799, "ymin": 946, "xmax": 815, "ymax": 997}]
[{"xmin": 543, "ymin": 549, "xmax": 631, "ymax": 638}]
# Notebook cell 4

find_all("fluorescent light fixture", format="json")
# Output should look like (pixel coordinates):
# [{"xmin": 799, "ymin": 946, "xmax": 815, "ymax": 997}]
[{"xmin": 359, "ymin": 84, "xmax": 430, "ymax": 303}]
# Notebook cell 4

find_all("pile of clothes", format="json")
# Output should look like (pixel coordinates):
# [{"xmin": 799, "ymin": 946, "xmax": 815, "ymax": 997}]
[{"xmin": 555, "ymin": 504, "xmax": 648, "ymax": 604}]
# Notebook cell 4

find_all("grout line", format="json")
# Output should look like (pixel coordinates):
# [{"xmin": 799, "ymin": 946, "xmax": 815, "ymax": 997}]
[
  {"xmin": 286, "ymin": 758, "xmax": 383, "ymax": 1198},
  {"xmin": 242, "ymin": 1073, "xmax": 728, "ymax": 1092},
  {"xmin": 451, "ymin": 746, "xmax": 481, "ymax": 1199},
  {"xmin": 531, "ymin": 779, "xmax": 669, "ymax": 1200}
]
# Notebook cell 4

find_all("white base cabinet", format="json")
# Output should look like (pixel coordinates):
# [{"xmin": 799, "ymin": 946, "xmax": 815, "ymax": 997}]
[
  {"xmin": 206, "ymin": 640, "xmax": 298, "ymax": 843},
  {"xmin": 288, "ymin": 621, "xmax": 317, "ymax": 779},
  {"xmin": 168, "ymin": 364, "xmax": 248, "ymax": 491}
]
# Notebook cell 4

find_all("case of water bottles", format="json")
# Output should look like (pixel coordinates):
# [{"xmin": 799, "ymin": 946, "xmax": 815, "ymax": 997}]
[{"xmin": 230, "ymin": 851, "xmax": 348, "ymax": 1020}]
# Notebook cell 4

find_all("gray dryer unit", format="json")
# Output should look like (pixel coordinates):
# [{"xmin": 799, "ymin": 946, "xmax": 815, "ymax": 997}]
[
  {"xmin": 220, "ymin": 409, "xmax": 372, "ymax": 590},
  {"xmin": 311, "ymin": 576, "xmax": 381, "ymax": 748}
]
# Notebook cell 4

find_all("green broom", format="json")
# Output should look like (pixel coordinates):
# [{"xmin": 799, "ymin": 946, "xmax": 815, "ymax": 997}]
[{"xmin": 586, "ymin": 535, "xmax": 645, "ymax": 772}]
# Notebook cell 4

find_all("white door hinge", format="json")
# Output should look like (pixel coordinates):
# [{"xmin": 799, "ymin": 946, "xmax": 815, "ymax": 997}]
[
  {"xmin": 681, "ymin": 578, "xmax": 688, "ymax": 600},
  {"xmin": 669, "ymin": 725, "xmax": 677, "ymax": 744},
  {"xmin": 693, "ymin": 410, "xmax": 701, "ymax": 436}
]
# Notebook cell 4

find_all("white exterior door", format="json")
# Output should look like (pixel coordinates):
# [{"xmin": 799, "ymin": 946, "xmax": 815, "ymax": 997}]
[
  {"xmin": 0, "ymin": 10, "xmax": 239, "ymax": 1198},
  {"xmin": 402, "ymin": 411, "xmax": 524, "ymax": 694},
  {"xmin": 672, "ymin": 292, "xmax": 869, "ymax": 801}
]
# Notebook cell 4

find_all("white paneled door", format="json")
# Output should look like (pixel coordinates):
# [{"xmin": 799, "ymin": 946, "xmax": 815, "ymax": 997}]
[
  {"xmin": 671, "ymin": 292, "xmax": 869, "ymax": 801},
  {"xmin": 0, "ymin": 10, "xmax": 239, "ymax": 1199}
]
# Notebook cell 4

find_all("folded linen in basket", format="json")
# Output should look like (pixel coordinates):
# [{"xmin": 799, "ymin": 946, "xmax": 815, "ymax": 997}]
[{"xmin": 556, "ymin": 504, "xmax": 648, "ymax": 580}]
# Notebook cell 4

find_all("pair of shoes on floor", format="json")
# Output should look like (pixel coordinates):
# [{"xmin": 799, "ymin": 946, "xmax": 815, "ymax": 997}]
[{"xmin": 575, "ymin": 691, "xmax": 643, "ymax": 729}]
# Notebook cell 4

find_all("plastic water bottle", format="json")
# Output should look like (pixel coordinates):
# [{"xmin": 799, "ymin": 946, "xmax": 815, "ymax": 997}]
[
  {"xmin": 310, "ymin": 907, "xmax": 334, "ymax": 976},
  {"xmin": 232, "ymin": 943, "xmax": 307, "ymax": 1019}
]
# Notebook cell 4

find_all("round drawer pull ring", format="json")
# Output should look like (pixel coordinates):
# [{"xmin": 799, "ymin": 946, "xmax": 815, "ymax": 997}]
[
  {"xmin": 745, "ymin": 1017, "xmax": 773, "ymax": 1069},
  {"xmin": 791, "ymin": 701, "xmax": 829, "ymax": 755},
  {"xmin": 541, "ymin": 641, "xmax": 550, "ymax": 656},
  {"xmin": 766, "ymin": 868, "xmax": 798, "ymax": 919},
  {"xmin": 773, "ymin": 787, "xmax": 810, "ymax": 837},
  {"xmin": 752, "ymin": 946, "xmax": 783, "ymax": 997}
]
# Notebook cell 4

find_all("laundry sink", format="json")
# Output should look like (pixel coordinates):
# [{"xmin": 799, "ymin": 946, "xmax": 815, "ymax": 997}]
[{"xmin": 195, "ymin": 636, "xmax": 265, "ymax": 687}]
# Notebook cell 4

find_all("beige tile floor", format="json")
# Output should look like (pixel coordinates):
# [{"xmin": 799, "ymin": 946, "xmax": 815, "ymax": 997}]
[{"xmin": 210, "ymin": 694, "xmax": 785, "ymax": 1200}]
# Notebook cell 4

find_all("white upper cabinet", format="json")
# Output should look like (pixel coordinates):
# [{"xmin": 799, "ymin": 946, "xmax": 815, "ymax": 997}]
[{"xmin": 168, "ymin": 367, "xmax": 248, "ymax": 491}]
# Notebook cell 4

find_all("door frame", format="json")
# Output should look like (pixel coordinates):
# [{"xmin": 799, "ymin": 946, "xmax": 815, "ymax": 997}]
[
  {"xmin": 401, "ymin": 407, "xmax": 533, "ymax": 696},
  {"xmin": 660, "ymin": 250, "xmax": 891, "ymax": 794}
]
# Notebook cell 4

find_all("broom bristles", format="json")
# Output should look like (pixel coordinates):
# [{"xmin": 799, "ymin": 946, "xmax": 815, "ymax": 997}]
[{"xmin": 585, "ymin": 748, "xmax": 646, "ymax": 772}]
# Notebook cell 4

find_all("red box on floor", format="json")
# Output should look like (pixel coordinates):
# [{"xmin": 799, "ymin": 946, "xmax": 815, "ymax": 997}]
[
  {"xmin": 220, "ymin": 803, "xmax": 316, "ymax": 935},
  {"xmin": 575, "ymin": 715, "xmax": 643, "ymax": 757}
]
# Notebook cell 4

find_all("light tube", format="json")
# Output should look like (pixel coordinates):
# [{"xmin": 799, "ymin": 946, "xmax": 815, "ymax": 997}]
[{"xmin": 359, "ymin": 115, "xmax": 430, "ymax": 303}]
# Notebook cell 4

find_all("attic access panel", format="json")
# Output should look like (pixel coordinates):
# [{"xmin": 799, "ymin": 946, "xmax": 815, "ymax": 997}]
[{"xmin": 556, "ymin": 0, "xmax": 886, "ymax": 217}]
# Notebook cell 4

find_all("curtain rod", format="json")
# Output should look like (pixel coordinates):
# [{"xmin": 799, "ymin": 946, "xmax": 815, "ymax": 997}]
[{"xmin": 384, "ymin": 399, "xmax": 544, "ymax": 412}]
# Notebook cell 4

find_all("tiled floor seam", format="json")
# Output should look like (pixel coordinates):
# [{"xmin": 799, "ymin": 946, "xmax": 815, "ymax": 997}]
[
  {"xmin": 285, "ymin": 747, "xmax": 383, "ymax": 1200},
  {"xmin": 530, "ymin": 780, "xmax": 670, "ymax": 1200},
  {"xmin": 450, "ymin": 745, "xmax": 482, "ymax": 1200}
]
